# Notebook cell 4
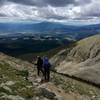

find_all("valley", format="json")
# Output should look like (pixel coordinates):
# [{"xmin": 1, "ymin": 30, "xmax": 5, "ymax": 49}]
[
  {"xmin": 0, "ymin": 21, "xmax": 100, "ymax": 61},
  {"xmin": 0, "ymin": 33, "xmax": 75, "ymax": 59}
]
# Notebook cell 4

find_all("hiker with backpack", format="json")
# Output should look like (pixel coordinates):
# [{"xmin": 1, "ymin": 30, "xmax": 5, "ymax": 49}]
[
  {"xmin": 36, "ymin": 56, "xmax": 44, "ymax": 76},
  {"xmin": 43, "ymin": 57, "xmax": 51, "ymax": 81}
]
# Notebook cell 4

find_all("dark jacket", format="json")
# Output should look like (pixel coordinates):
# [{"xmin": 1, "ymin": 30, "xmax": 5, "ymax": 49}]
[{"xmin": 37, "ymin": 57, "xmax": 43, "ymax": 68}]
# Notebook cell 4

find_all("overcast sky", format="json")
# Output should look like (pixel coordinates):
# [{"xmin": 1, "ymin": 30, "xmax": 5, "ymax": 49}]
[{"xmin": 0, "ymin": 0, "xmax": 100, "ymax": 25}]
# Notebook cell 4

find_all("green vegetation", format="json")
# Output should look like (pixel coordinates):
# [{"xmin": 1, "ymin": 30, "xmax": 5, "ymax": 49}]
[
  {"xmin": 17, "ymin": 42, "xmax": 76, "ymax": 62},
  {"xmin": 0, "ymin": 38, "xmax": 69, "ymax": 56},
  {"xmin": 0, "ymin": 63, "xmax": 34, "ymax": 99}
]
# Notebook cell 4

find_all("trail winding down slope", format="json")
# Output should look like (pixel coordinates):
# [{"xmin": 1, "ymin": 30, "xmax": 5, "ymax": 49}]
[{"xmin": 0, "ymin": 52, "xmax": 100, "ymax": 100}]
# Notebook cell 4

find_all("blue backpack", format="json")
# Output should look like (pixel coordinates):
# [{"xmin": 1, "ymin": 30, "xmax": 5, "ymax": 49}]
[{"xmin": 43, "ymin": 57, "xmax": 51, "ymax": 69}]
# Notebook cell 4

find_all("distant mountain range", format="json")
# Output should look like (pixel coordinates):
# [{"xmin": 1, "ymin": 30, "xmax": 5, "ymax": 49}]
[
  {"xmin": 0, "ymin": 21, "xmax": 100, "ymax": 33},
  {"xmin": 0, "ymin": 21, "xmax": 100, "ymax": 40},
  {"xmin": 0, "ymin": 21, "xmax": 76, "ymax": 33}
]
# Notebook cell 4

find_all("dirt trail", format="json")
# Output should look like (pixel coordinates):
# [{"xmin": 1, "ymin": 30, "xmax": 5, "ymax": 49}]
[
  {"xmin": 28, "ymin": 66, "xmax": 92, "ymax": 100},
  {"xmin": 38, "ymin": 82, "xmax": 90, "ymax": 100}
]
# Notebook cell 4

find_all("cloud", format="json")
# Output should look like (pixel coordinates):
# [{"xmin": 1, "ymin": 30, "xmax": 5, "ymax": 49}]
[
  {"xmin": 0, "ymin": 13, "xmax": 6, "ymax": 17},
  {"xmin": 0, "ymin": 0, "xmax": 5, "ymax": 5},
  {"xmin": 6, "ymin": 0, "xmax": 92, "ymax": 7},
  {"xmin": 7, "ymin": 0, "xmax": 76, "ymax": 7},
  {"xmin": 0, "ymin": 0, "xmax": 100, "ymax": 24},
  {"xmin": 44, "ymin": 0, "xmax": 75, "ymax": 7},
  {"xmin": 7, "ymin": 0, "xmax": 44, "ymax": 6},
  {"xmin": 81, "ymin": 1, "xmax": 100, "ymax": 17},
  {"xmin": 75, "ymin": 0, "xmax": 92, "ymax": 6},
  {"xmin": 7, "ymin": 0, "xmax": 92, "ymax": 7}
]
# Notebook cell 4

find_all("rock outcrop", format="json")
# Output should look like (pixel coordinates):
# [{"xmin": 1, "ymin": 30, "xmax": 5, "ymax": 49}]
[{"xmin": 50, "ymin": 35, "xmax": 100, "ymax": 84}]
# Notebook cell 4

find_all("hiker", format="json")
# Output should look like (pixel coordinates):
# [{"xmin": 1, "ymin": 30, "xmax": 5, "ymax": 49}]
[
  {"xmin": 43, "ymin": 57, "xmax": 51, "ymax": 81},
  {"xmin": 36, "ymin": 56, "xmax": 44, "ymax": 76}
]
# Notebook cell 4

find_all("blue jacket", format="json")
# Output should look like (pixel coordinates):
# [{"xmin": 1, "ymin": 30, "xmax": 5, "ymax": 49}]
[{"xmin": 43, "ymin": 57, "xmax": 51, "ymax": 69}]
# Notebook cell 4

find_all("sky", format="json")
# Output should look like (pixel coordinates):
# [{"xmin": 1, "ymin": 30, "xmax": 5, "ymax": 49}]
[{"xmin": 0, "ymin": 0, "xmax": 100, "ymax": 25}]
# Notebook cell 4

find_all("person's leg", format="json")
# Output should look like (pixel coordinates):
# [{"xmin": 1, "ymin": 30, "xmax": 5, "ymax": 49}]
[
  {"xmin": 37, "ymin": 67, "xmax": 40, "ymax": 76},
  {"xmin": 40, "ymin": 67, "xmax": 45, "ymax": 81},
  {"xmin": 47, "ymin": 69, "xmax": 50, "ymax": 81},
  {"xmin": 46, "ymin": 70, "xmax": 48, "ymax": 80},
  {"xmin": 44, "ymin": 68, "xmax": 46, "ymax": 81},
  {"xmin": 45, "ymin": 68, "xmax": 49, "ymax": 81},
  {"xmin": 40, "ymin": 67, "xmax": 44, "ymax": 76}
]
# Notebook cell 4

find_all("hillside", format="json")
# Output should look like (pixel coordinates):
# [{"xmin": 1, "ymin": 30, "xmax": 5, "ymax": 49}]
[
  {"xmin": 0, "ymin": 52, "xmax": 100, "ymax": 100},
  {"xmin": 0, "ymin": 53, "xmax": 35, "ymax": 100},
  {"xmin": 50, "ymin": 34, "xmax": 100, "ymax": 85}
]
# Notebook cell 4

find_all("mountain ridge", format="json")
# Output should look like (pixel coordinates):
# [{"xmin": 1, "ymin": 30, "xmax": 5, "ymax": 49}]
[
  {"xmin": 0, "ymin": 21, "xmax": 100, "ymax": 36},
  {"xmin": 50, "ymin": 34, "xmax": 100, "ymax": 85}
]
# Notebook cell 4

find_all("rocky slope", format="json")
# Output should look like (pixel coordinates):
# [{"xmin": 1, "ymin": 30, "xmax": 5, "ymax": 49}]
[
  {"xmin": 50, "ymin": 34, "xmax": 100, "ymax": 85},
  {"xmin": 0, "ymin": 53, "xmax": 35, "ymax": 100},
  {"xmin": 0, "ymin": 52, "xmax": 100, "ymax": 100}
]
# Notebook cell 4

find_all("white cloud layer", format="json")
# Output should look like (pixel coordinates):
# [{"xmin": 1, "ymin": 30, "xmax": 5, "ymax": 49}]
[{"xmin": 0, "ymin": 0, "xmax": 100, "ymax": 24}]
